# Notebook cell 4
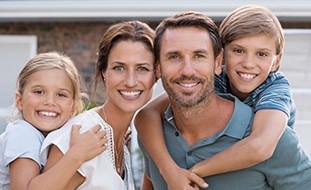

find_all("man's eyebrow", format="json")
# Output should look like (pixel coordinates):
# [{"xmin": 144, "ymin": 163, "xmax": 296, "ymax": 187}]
[
  {"xmin": 194, "ymin": 49, "xmax": 208, "ymax": 54},
  {"xmin": 166, "ymin": 51, "xmax": 179, "ymax": 55},
  {"xmin": 163, "ymin": 51, "xmax": 181, "ymax": 57}
]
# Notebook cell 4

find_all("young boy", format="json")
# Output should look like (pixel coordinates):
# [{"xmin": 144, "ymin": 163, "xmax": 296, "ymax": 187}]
[{"xmin": 135, "ymin": 5, "xmax": 295, "ymax": 189}]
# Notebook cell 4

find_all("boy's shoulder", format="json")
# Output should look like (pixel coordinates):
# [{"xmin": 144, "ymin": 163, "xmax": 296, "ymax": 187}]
[
  {"xmin": 250, "ymin": 71, "xmax": 293, "ymax": 104},
  {"xmin": 249, "ymin": 71, "xmax": 292, "ymax": 102},
  {"xmin": 259, "ymin": 71, "xmax": 290, "ymax": 89},
  {"xmin": 266, "ymin": 71, "xmax": 289, "ymax": 83}
]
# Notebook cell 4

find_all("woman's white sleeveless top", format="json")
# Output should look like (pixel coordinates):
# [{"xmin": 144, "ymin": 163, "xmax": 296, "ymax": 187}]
[{"xmin": 41, "ymin": 109, "xmax": 135, "ymax": 190}]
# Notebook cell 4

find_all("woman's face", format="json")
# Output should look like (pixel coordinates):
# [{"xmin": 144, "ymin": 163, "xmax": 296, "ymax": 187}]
[{"xmin": 103, "ymin": 40, "xmax": 155, "ymax": 113}]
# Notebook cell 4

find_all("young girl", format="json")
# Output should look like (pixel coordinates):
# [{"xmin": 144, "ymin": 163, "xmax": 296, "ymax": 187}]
[
  {"xmin": 0, "ymin": 52, "xmax": 107, "ymax": 190},
  {"xmin": 40, "ymin": 21, "xmax": 156, "ymax": 189},
  {"xmin": 135, "ymin": 5, "xmax": 295, "ymax": 189}
]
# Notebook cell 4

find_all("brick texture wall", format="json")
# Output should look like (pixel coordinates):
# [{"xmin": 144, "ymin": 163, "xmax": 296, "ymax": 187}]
[{"xmin": 0, "ymin": 21, "xmax": 158, "ymax": 96}]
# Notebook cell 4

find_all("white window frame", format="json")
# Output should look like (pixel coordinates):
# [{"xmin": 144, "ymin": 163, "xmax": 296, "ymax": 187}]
[{"xmin": 0, "ymin": 35, "xmax": 37, "ymax": 133}]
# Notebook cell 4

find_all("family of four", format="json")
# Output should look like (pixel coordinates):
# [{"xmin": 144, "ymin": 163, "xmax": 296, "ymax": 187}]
[{"xmin": 1, "ymin": 4, "xmax": 310, "ymax": 190}]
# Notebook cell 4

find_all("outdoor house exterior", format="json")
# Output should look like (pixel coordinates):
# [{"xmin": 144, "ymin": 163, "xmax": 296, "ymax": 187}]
[{"xmin": 1, "ymin": 0, "xmax": 311, "ymax": 188}]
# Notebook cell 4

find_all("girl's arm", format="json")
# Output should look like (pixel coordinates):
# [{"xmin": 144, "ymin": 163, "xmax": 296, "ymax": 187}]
[
  {"xmin": 9, "ymin": 158, "xmax": 40, "ymax": 190},
  {"xmin": 190, "ymin": 109, "xmax": 287, "ymax": 177},
  {"xmin": 135, "ymin": 93, "xmax": 207, "ymax": 189},
  {"xmin": 37, "ymin": 144, "xmax": 84, "ymax": 190},
  {"xmin": 10, "ymin": 125, "xmax": 106, "ymax": 190}
]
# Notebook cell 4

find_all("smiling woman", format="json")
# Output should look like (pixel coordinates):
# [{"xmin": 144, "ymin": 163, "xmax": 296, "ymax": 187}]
[{"xmin": 40, "ymin": 20, "xmax": 156, "ymax": 190}]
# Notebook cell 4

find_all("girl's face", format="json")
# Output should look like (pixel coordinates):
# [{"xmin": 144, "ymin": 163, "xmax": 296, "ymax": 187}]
[
  {"xmin": 16, "ymin": 68, "xmax": 75, "ymax": 135},
  {"xmin": 103, "ymin": 40, "xmax": 155, "ymax": 113},
  {"xmin": 224, "ymin": 34, "xmax": 281, "ymax": 100}
]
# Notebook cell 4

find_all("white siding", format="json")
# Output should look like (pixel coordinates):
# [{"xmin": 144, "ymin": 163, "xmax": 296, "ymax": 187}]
[{"xmin": 281, "ymin": 30, "xmax": 311, "ymax": 155}]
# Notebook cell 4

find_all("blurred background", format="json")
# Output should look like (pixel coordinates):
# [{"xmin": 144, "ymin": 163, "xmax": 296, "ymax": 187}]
[{"xmin": 1, "ymin": 0, "xmax": 311, "ymax": 189}]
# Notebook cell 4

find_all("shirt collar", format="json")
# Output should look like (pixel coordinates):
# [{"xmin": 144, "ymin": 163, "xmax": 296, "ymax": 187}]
[
  {"xmin": 163, "ymin": 93, "xmax": 254, "ymax": 140},
  {"xmin": 221, "ymin": 94, "xmax": 253, "ymax": 139}
]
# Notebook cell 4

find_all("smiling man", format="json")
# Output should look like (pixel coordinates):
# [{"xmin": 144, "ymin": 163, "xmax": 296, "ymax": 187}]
[{"xmin": 138, "ymin": 11, "xmax": 311, "ymax": 190}]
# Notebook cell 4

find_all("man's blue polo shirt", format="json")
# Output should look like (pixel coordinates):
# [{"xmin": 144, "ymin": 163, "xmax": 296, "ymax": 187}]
[{"xmin": 138, "ymin": 94, "xmax": 311, "ymax": 190}]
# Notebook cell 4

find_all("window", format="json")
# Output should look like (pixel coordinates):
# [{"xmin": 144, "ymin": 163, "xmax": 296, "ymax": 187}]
[{"xmin": 0, "ymin": 35, "xmax": 37, "ymax": 133}]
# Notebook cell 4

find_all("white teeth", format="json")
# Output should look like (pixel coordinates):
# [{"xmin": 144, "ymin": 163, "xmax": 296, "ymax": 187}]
[
  {"xmin": 181, "ymin": 83, "xmax": 197, "ymax": 87},
  {"xmin": 39, "ymin": 111, "xmax": 57, "ymax": 117},
  {"xmin": 240, "ymin": 73, "xmax": 255, "ymax": 79},
  {"xmin": 120, "ymin": 91, "xmax": 140, "ymax": 97}
]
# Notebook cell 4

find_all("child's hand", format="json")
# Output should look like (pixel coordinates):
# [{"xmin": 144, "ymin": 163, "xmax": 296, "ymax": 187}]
[
  {"xmin": 164, "ymin": 166, "xmax": 208, "ymax": 190},
  {"xmin": 69, "ymin": 124, "xmax": 107, "ymax": 162}
]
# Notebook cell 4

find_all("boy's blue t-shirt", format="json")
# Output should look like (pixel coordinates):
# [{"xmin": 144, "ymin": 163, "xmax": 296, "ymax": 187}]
[{"xmin": 215, "ymin": 67, "xmax": 296, "ymax": 128}]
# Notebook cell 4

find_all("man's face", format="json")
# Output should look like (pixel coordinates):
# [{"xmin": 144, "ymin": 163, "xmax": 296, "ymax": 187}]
[{"xmin": 157, "ymin": 27, "xmax": 222, "ymax": 109}]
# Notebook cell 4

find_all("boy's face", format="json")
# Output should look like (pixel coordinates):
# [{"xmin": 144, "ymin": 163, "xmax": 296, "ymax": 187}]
[{"xmin": 224, "ymin": 34, "xmax": 281, "ymax": 100}]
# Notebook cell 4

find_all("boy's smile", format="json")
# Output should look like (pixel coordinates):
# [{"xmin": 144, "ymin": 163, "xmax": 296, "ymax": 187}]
[{"xmin": 224, "ymin": 34, "xmax": 281, "ymax": 100}]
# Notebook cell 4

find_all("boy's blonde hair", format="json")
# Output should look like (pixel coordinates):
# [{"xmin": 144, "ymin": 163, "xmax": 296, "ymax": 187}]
[
  {"xmin": 15, "ymin": 52, "xmax": 86, "ymax": 119},
  {"xmin": 220, "ymin": 5, "xmax": 284, "ymax": 56}
]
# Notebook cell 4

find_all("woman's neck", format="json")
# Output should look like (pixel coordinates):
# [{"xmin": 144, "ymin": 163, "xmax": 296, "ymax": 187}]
[{"xmin": 98, "ymin": 103, "xmax": 133, "ymax": 142}]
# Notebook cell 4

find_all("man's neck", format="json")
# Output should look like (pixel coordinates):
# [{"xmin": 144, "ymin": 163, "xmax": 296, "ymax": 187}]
[{"xmin": 172, "ymin": 95, "xmax": 234, "ymax": 146}]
